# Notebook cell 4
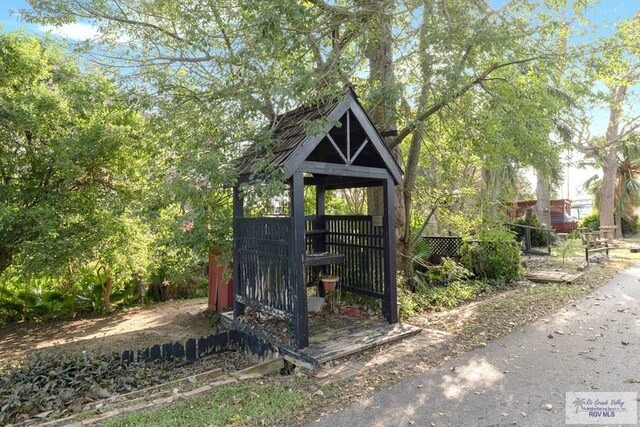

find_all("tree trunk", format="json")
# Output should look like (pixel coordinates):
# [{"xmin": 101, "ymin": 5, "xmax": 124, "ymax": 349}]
[
  {"xmin": 480, "ymin": 167, "xmax": 501, "ymax": 220},
  {"xmin": 364, "ymin": 0, "xmax": 406, "ymax": 269},
  {"xmin": 102, "ymin": 274, "xmax": 113, "ymax": 313},
  {"xmin": 535, "ymin": 171, "xmax": 551, "ymax": 227},
  {"xmin": 400, "ymin": 0, "xmax": 434, "ymax": 280},
  {"xmin": 615, "ymin": 210, "xmax": 623, "ymax": 237},
  {"xmin": 599, "ymin": 86, "xmax": 627, "ymax": 238},
  {"xmin": 67, "ymin": 265, "xmax": 77, "ymax": 317},
  {"xmin": 398, "ymin": 125, "xmax": 423, "ymax": 281},
  {"xmin": 600, "ymin": 145, "xmax": 619, "ymax": 235}
]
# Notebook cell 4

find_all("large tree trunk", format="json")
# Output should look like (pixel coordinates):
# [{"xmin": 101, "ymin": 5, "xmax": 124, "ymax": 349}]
[
  {"xmin": 480, "ymin": 167, "xmax": 501, "ymax": 220},
  {"xmin": 599, "ymin": 86, "xmax": 627, "ymax": 238},
  {"xmin": 399, "ymin": 0, "xmax": 434, "ymax": 280},
  {"xmin": 600, "ymin": 146, "xmax": 619, "ymax": 235},
  {"xmin": 364, "ymin": 0, "xmax": 406, "ymax": 267},
  {"xmin": 535, "ymin": 172, "xmax": 551, "ymax": 227},
  {"xmin": 400, "ymin": 123, "xmax": 423, "ymax": 280}
]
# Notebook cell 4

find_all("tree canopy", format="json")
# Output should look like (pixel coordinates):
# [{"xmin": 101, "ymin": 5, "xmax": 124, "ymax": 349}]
[{"xmin": 1, "ymin": 0, "xmax": 639, "ymax": 320}]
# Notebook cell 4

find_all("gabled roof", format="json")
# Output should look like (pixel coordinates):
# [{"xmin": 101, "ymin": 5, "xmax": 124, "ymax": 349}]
[{"xmin": 237, "ymin": 88, "xmax": 403, "ymax": 185}]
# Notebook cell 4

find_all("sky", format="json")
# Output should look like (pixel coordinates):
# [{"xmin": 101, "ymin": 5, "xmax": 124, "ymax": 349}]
[{"xmin": 1, "ymin": 0, "xmax": 640, "ymax": 200}]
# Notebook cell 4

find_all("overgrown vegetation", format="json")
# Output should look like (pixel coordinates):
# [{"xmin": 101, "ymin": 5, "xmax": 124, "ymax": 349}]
[
  {"xmin": 512, "ymin": 211, "xmax": 557, "ymax": 247},
  {"xmin": 398, "ymin": 279, "xmax": 509, "ymax": 317},
  {"xmin": 459, "ymin": 227, "xmax": 522, "ymax": 282},
  {"xmin": 0, "ymin": 349, "xmax": 174, "ymax": 424},
  {"xmin": 400, "ymin": 225, "xmax": 520, "ymax": 318},
  {"xmin": 1, "ymin": 0, "xmax": 639, "ymax": 327},
  {"xmin": 0, "ymin": 31, "xmax": 212, "ymax": 324}
]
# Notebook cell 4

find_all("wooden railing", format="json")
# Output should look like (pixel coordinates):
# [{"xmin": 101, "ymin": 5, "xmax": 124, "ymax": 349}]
[
  {"xmin": 305, "ymin": 215, "xmax": 385, "ymax": 298},
  {"xmin": 505, "ymin": 223, "xmax": 553, "ymax": 255},
  {"xmin": 234, "ymin": 217, "xmax": 293, "ymax": 319},
  {"xmin": 235, "ymin": 215, "xmax": 386, "ymax": 321}
]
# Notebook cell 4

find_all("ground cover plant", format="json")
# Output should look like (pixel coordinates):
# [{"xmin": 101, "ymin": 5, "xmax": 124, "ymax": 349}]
[{"xmin": 0, "ymin": 349, "xmax": 170, "ymax": 424}]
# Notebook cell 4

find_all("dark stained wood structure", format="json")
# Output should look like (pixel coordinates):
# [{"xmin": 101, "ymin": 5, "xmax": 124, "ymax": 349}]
[{"xmin": 232, "ymin": 88, "xmax": 402, "ymax": 349}]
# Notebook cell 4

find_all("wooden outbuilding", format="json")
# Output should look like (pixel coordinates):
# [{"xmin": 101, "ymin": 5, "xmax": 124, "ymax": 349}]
[{"xmin": 231, "ymin": 88, "xmax": 403, "ymax": 350}]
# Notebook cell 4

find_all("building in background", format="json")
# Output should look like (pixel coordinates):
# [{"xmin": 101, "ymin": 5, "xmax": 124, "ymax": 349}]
[
  {"xmin": 508, "ymin": 199, "xmax": 579, "ymax": 233},
  {"xmin": 570, "ymin": 196, "xmax": 594, "ymax": 220}
]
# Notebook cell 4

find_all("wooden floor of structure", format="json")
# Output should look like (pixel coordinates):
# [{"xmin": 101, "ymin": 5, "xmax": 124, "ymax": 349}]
[{"xmin": 222, "ymin": 312, "xmax": 421, "ymax": 368}]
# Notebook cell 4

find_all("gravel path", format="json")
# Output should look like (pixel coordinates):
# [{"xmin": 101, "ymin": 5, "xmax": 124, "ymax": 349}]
[{"xmin": 312, "ymin": 265, "xmax": 640, "ymax": 426}]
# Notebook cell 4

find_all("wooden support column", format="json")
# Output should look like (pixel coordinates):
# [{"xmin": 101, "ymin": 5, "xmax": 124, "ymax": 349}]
[
  {"xmin": 232, "ymin": 187, "xmax": 245, "ymax": 319},
  {"xmin": 291, "ymin": 172, "xmax": 309, "ymax": 348},
  {"xmin": 382, "ymin": 178, "xmax": 398, "ymax": 323}
]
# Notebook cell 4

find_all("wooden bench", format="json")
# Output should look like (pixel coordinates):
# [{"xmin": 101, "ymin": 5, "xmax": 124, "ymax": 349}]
[{"xmin": 579, "ymin": 230, "xmax": 609, "ymax": 265}]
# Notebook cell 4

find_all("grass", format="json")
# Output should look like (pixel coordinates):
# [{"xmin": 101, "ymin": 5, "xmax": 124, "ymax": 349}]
[
  {"xmin": 103, "ymin": 383, "xmax": 311, "ymax": 427},
  {"xmin": 104, "ymin": 240, "xmax": 640, "ymax": 427}
]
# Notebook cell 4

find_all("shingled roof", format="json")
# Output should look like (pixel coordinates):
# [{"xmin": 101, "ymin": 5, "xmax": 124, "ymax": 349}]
[
  {"xmin": 236, "ymin": 96, "xmax": 338, "ymax": 176},
  {"xmin": 236, "ymin": 88, "xmax": 403, "ymax": 184}
]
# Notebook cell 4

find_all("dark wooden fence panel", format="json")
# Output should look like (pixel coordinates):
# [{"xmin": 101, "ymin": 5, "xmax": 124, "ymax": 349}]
[
  {"xmin": 323, "ymin": 215, "xmax": 384, "ymax": 297},
  {"xmin": 118, "ymin": 329, "xmax": 277, "ymax": 365},
  {"xmin": 234, "ymin": 217, "xmax": 293, "ymax": 319},
  {"xmin": 119, "ymin": 330, "xmax": 238, "ymax": 364}
]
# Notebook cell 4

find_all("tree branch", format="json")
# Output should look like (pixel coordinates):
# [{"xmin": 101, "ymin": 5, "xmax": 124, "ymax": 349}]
[
  {"xmin": 72, "ymin": 0, "xmax": 185, "ymax": 43},
  {"xmin": 391, "ymin": 56, "xmax": 541, "ymax": 149}
]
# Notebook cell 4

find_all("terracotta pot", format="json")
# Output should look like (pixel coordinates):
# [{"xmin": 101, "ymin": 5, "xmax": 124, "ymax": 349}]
[{"xmin": 320, "ymin": 275, "xmax": 339, "ymax": 292}]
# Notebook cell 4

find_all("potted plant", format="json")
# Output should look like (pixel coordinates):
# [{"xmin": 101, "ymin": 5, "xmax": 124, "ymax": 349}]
[{"xmin": 320, "ymin": 274, "xmax": 339, "ymax": 292}]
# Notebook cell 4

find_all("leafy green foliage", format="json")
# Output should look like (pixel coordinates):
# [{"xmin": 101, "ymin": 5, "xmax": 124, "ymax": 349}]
[
  {"xmin": 459, "ymin": 227, "xmax": 522, "ymax": 282},
  {"xmin": 398, "ymin": 279, "xmax": 507, "ymax": 317},
  {"xmin": 512, "ymin": 211, "xmax": 557, "ymax": 247},
  {"xmin": 579, "ymin": 210, "xmax": 600, "ymax": 231},
  {"xmin": 5, "ymin": 0, "xmax": 635, "ymax": 325},
  {"xmin": 413, "ymin": 258, "xmax": 471, "ymax": 290},
  {"xmin": 578, "ymin": 210, "xmax": 639, "ymax": 237},
  {"xmin": 621, "ymin": 215, "xmax": 639, "ymax": 236},
  {"xmin": 0, "ymin": 30, "xmax": 157, "ymax": 316},
  {"xmin": 0, "ymin": 349, "xmax": 172, "ymax": 424}
]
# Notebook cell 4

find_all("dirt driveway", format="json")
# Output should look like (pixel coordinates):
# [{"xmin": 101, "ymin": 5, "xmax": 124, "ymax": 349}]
[{"xmin": 0, "ymin": 298, "xmax": 215, "ymax": 361}]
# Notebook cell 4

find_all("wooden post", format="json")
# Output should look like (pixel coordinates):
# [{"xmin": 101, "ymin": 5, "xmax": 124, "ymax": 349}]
[
  {"xmin": 291, "ymin": 172, "xmax": 309, "ymax": 348},
  {"xmin": 546, "ymin": 229, "xmax": 551, "ymax": 255},
  {"xmin": 382, "ymin": 178, "xmax": 397, "ymax": 324},
  {"xmin": 232, "ymin": 187, "xmax": 245, "ymax": 318}
]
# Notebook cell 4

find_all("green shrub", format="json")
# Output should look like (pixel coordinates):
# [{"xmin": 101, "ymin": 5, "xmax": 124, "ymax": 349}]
[
  {"xmin": 413, "ymin": 258, "xmax": 471, "ymax": 290},
  {"xmin": 622, "ymin": 215, "xmax": 639, "ymax": 236},
  {"xmin": 398, "ymin": 279, "xmax": 507, "ymax": 317},
  {"xmin": 459, "ymin": 227, "xmax": 522, "ymax": 282},
  {"xmin": 579, "ymin": 210, "xmax": 599, "ymax": 231},
  {"xmin": 512, "ymin": 211, "xmax": 556, "ymax": 247},
  {"xmin": 578, "ymin": 210, "xmax": 639, "ymax": 237}
]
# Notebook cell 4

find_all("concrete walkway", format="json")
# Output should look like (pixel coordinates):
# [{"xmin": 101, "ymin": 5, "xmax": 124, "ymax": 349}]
[{"xmin": 312, "ymin": 265, "xmax": 640, "ymax": 426}]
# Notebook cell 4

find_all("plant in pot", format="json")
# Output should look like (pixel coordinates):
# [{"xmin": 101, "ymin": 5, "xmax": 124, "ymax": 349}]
[{"xmin": 320, "ymin": 274, "xmax": 339, "ymax": 292}]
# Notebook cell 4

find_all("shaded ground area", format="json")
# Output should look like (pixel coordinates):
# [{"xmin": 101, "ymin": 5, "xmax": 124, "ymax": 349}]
[
  {"xmin": 99, "ymin": 245, "xmax": 640, "ymax": 426},
  {"xmin": 313, "ymin": 264, "xmax": 640, "ymax": 426},
  {"xmin": 0, "ymin": 298, "xmax": 213, "ymax": 360}
]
